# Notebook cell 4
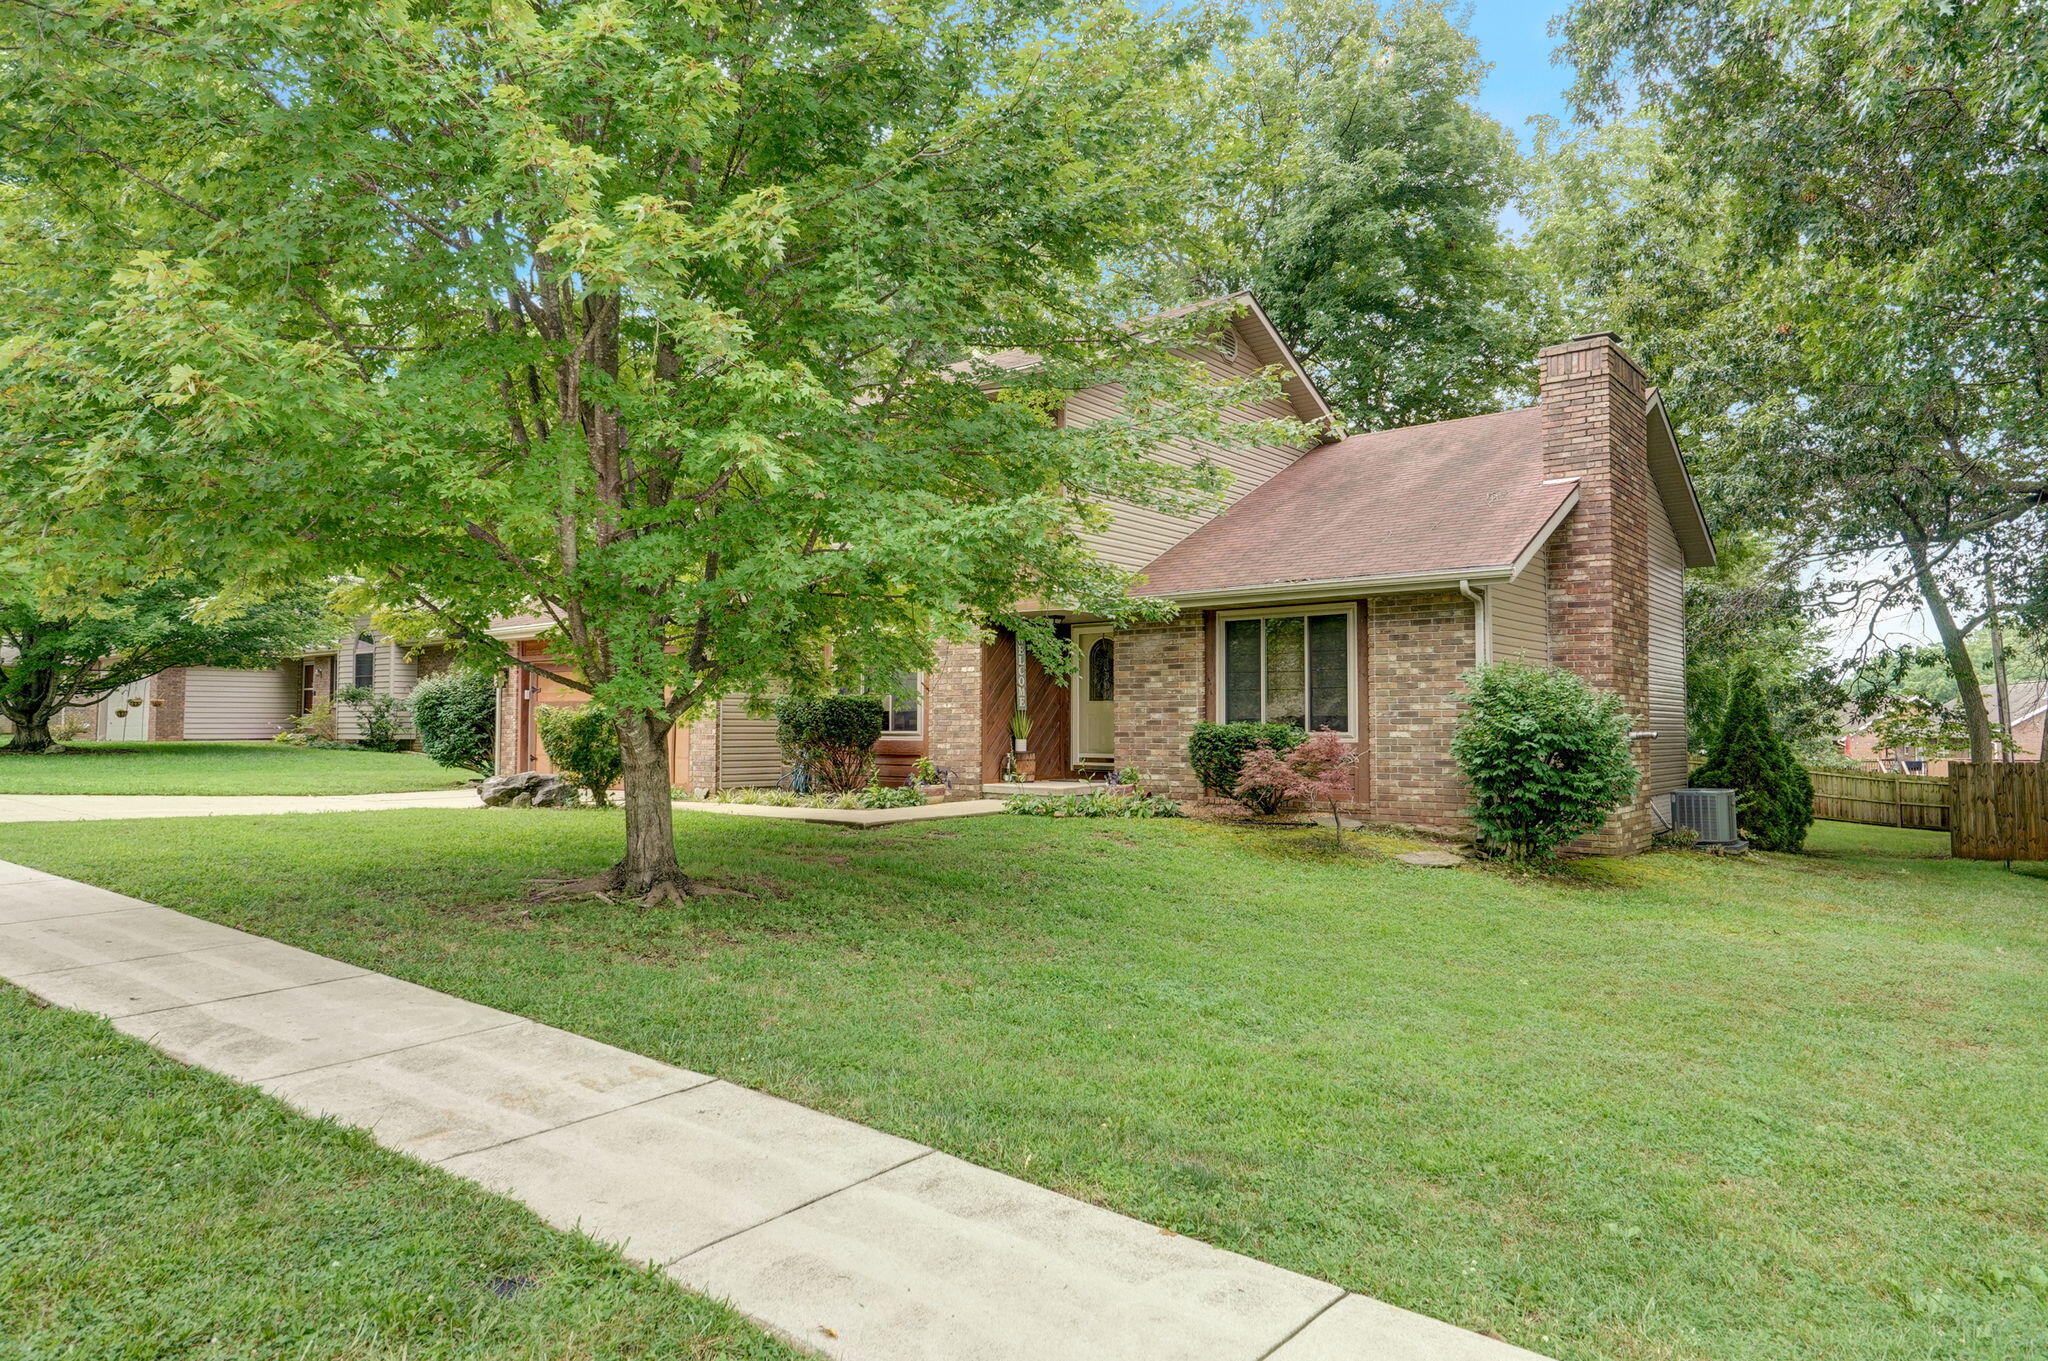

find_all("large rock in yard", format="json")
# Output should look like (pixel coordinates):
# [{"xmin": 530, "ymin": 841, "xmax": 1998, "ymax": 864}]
[{"xmin": 479, "ymin": 770, "xmax": 577, "ymax": 808}]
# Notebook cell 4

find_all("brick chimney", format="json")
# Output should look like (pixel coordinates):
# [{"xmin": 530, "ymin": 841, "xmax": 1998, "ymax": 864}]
[{"xmin": 1539, "ymin": 333, "xmax": 1654, "ymax": 850}]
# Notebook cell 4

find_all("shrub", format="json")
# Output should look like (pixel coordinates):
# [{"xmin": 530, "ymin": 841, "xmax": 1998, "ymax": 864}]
[
  {"xmin": 1188, "ymin": 722, "xmax": 1305, "ymax": 812},
  {"xmin": 410, "ymin": 669, "xmax": 497, "ymax": 774},
  {"xmin": 1451, "ymin": 663, "xmax": 1638, "ymax": 861},
  {"xmin": 1691, "ymin": 664, "xmax": 1814, "ymax": 852},
  {"xmin": 774, "ymin": 695, "xmax": 885, "ymax": 793},
  {"xmin": 696, "ymin": 782, "xmax": 928, "ymax": 810},
  {"xmin": 534, "ymin": 703, "xmax": 622, "ymax": 807},
  {"xmin": 337, "ymin": 684, "xmax": 409, "ymax": 752},
  {"xmin": 1004, "ymin": 790, "xmax": 1181, "ymax": 818},
  {"xmin": 1236, "ymin": 729, "xmax": 1358, "ymax": 843},
  {"xmin": 274, "ymin": 699, "xmax": 339, "ymax": 745}
]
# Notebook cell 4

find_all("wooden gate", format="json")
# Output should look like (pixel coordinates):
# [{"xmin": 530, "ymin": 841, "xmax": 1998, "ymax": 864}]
[
  {"xmin": 1950, "ymin": 762, "xmax": 2048, "ymax": 861},
  {"xmin": 1809, "ymin": 768, "xmax": 1951, "ymax": 831}
]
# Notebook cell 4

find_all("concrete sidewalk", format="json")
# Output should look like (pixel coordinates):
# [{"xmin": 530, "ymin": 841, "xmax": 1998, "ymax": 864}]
[
  {"xmin": 0, "ymin": 859, "xmax": 1551, "ymax": 1361},
  {"xmin": 0, "ymin": 789, "xmax": 480, "ymax": 822}
]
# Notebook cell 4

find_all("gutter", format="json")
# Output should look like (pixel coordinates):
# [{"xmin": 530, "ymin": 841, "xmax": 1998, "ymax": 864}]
[
  {"xmin": 1153, "ymin": 565, "xmax": 1519, "ymax": 609},
  {"xmin": 1458, "ymin": 579, "xmax": 1490, "ymax": 667}
]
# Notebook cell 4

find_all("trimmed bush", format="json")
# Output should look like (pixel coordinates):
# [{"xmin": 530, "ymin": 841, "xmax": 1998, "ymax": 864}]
[
  {"xmin": 774, "ymin": 695, "xmax": 885, "ymax": 793},
  {"xmin": 533, "ymin": 703, "xmax": 622, "ymax": 807},
  {"xmin": 1188, "ymin": 722, "xmax": 1305, "ymax": 812},
  {"xmin": 1691, "ymin": 664, "xmax": 1814, "ymax": 852},
  {"xmin": 410, "ymin": 670, "xmax": 497, "ymax": 774},
  {"xmin": 1451, "ymin": 663, "xmax": 1638, "ymax": 861}
]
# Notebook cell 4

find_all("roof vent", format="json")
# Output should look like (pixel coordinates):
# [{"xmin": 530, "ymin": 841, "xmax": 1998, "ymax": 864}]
[{"xmin": 1215, "ymin": 326, "xmax": 1238, "ymax": 359}]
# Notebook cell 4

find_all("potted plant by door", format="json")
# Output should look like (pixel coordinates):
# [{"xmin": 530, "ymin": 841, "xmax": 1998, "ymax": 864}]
[
  {"xmin": 1008, "ymin": 710, "xmax": 1033, "ymax": 780},
  {"xmin": 908, "ymin": 755, "xmax": 948, "ymax": 803}
]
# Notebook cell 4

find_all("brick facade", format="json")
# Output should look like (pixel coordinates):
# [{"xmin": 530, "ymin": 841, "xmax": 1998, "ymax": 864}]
[
  {"xmin": 1114, "ymin": 613, "xmax": 1209, "ymax": 799},
  {"xmin": 148, "ymin": 667, "xmax": 188, "ymax": 741},
  {"xmin": 1539, "ymin": 334, "xmax": 1655, "ymax": 852},
  {"xmin": 493, "ymin": 669, "xmax": 520, "ymax": 775},
  {"xmin": 925, "ymin": 639, "xmax": 988, "ymax": 799},
  {"xmin": 1366, "ymin": 592, "xmax": 1477, "ymax": 828}
]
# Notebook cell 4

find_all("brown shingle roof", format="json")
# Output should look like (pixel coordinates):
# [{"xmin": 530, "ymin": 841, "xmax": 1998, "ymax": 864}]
[{"xmin": 1136, "ymin": 407, "xmax": 1573, "ymax": 598}]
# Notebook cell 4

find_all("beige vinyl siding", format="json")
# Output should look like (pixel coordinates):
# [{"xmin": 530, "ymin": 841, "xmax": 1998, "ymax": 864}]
[
  {"xmin": 715, "ymin": 696, "xmax": 787, "ymax": 788},
  {"xmin": 182, "ymin": 666, "xmax": 296, "ymax": 740},
  {"xmin": 1072, "ymin": 319, "xmax": 1323, "ymax": 572},
  {"xmin": 1646, "ymin": 493, "xmax": 1689, "ymax": 799},
  {"xmin": 1487, "ymin": 545, "xmax": 1551, "ymax": 665},
  {"xmin": 332, "ymin": 640, "xmax": 425, "ymax": 740}
]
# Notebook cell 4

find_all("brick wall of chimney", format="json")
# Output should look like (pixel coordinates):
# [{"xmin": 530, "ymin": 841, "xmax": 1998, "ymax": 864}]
[{"xmin": 1539, "ymin": 332, "xmax": 1655, "ymax": 852}]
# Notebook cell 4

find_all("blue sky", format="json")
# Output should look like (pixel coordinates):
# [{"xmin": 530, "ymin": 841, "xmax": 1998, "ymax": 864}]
[{"xmin": 1464, "ymin": 1, "xmax": 1574, "ymax": 143}]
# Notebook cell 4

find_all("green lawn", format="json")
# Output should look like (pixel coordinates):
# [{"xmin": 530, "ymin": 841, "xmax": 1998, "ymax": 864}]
[
  {"xmin": 0, "ymin": 741, "xmax": 470, "ymax": 795},
  {"xmin": 0, "ymin": 987, "xmax": 798, "ymax": 1360},
  {"xmin": 2, "ymin": 812, "xmax": 2044, "ymax": 1360}
]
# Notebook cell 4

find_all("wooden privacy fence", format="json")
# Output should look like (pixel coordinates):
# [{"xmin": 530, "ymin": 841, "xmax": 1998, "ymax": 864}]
[
  {"xmin": 1808, "ymin": 768, "xmax": 1952, "ymax": 832},
  {"xmin": 1950, "ymin": 762, "xmax": 2048, "ymax": 861}
]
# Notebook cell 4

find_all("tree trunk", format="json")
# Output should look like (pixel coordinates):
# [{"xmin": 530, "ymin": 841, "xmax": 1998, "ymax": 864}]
[
  {"xmin": 612, "ymin": 709, "xmax": 686, "ymax": 897},
  {"xmin": 4, "ymin": 713, "xmax": 57, "ymax": 753},
  {"xmin": 1986, "ymin": 561, "xmax": 2012, "ymax": 762},
  {"xmin": 1906, "ymin": 537, "xmax": 1994, "ymax": 764}
]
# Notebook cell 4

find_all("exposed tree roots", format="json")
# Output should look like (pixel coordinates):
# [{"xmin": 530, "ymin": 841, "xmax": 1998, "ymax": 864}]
[{"xmin": 528, "ymin": 866, "xmax": 747, "ymax": 906}]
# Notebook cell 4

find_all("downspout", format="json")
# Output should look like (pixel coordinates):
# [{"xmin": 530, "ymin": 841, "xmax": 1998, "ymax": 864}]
[{"xmin": 1459, "ymin": 579, "xmax": 1490, "ymax": 668}]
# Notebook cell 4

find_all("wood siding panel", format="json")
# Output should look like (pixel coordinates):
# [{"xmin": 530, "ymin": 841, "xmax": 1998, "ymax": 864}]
[
  {"xmin": 1068, "ymin": 323, "xmax": 1322, "ymax": 572},
  {"xmin": 1646, "ymin": 492, "xmax": 1688, "ymax": 798},
  {"xmin": 1025, "ymin": 637, "xmax": 1072, "ymax": 779},
  {"xmin": 981, "ymin": 633, "xmax": 1018, "ymax": 785},
  {"xmin": 1488, "ymin": 547, "xmax": 1551, "ymax": 665},
  {"xmin": 181, "ymin": 666, "xmax": 296, "ymax": 740}
]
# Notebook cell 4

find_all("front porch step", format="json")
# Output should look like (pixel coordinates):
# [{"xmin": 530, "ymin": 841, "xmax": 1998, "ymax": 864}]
[{"xmin": 982, "ymin": 780, "xmax": 1120, "ymax": 798}]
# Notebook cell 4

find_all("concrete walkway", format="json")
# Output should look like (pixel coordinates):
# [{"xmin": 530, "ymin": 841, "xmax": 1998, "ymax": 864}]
[
  {"xmin": 0, "ymin": 789, "xmax": 480, "ymax": 823},
  {"xmin": 0, "ymin": 859, "xmax": 1551, "ymax": 1361}
]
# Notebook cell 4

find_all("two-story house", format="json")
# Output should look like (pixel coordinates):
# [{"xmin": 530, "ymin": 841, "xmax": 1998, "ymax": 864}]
[{"xmin": 496, "ymin": 295, "xmax": 1714, "ymax": 853}]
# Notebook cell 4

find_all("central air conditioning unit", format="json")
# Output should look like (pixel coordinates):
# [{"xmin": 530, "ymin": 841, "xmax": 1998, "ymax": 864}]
[{"xmin": 1669, "ymin": 787, "xmax": 1741, "ymax": 848}]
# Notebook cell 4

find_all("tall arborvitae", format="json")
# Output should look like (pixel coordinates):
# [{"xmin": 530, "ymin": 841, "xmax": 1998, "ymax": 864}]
[{"xmin": 1690, "ymin": 665, "xmax": 1813, "ymax": 852}]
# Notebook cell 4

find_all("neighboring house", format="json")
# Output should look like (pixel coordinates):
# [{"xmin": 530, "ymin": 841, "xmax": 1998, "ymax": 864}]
[
  {"xmin": 1992, "ymin": 679, "xmax": 2046, "ymax": 763},
  {"xmin": 492, "ymin": 301, "xmax": 1715, "ymax": 854},
  {"xmin": 1842, "ymin": 680, "xmax": 2046, "ymax": 775},
  {"xmin": 71, "ymin": 632, "xmax": 457, "ymax": 744}
]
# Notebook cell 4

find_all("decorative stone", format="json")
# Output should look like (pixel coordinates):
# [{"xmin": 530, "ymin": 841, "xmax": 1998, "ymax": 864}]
[
  {"xmin": 1394, "ymin": 850, "xmax": 1465, "ymax": 868},
  {"xmin": 479, "ymin": 770, "xmax": 576, "ymax": 808}
]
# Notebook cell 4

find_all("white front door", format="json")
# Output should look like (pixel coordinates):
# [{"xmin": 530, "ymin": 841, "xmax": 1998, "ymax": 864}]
[
  {"xmin": 100, "ymin": 677, "xmax": 151, "ymax": 741},
  {"xmin": 1072, "ymin": 628, "xmax": 1116, "ymax": 766}
]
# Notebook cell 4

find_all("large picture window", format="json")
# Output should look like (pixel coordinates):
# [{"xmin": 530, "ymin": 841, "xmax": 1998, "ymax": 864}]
[{"xmin": 1219, "ymin": 609, "xmax": 1352, "ymax": 734}]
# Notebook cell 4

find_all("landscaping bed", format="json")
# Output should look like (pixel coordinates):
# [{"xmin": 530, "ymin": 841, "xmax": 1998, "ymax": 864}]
[
  {"xmin": 2, "ymin": 813, "xmax": 2044, "ymax": 1360},
  {"xmin": 0, "ymin": 986, "xmax": 798, "ymax": 1360},
  {"xmin": 0, "ymin": 741, "xmax": 471, "ymax": 796}
]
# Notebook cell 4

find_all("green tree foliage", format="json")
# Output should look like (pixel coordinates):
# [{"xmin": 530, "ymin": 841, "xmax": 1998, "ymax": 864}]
[
  {"xmin": 1184, "ymin": 0, "xmax": 1535, "ymax": 426},
  {"xmin": 1450, "ymin": 664, "xmax": 1638, "ymax": 861},
  {"xmin": 1188, "ymin": 721, "xmax": 1305, "ymax": 813},
  {"xmin": 534, "ymin": 705, "xmax": 622, "ymax": 809},
  {"xmin": 1690, "ymin": 665, "xmax": 1814, "ymax": 853},
  {"xmin": 0, "ymin": 577, "xmax": 319, "ymax": 753},
  {"xmin": 1683, "ymin": 534, "xmax": 1850, "ymax": 760},
  {"xmin": 1540, "ymin": 0, "xmax": 2048, "ymax": 764},
  {"xmin": 774, "ymin": 696, "xmax": 886, "ymax": 794},
  {"xmin": 0, "ymin": 0, "xmax": 1306, "ymax": 899},
  {"xmin": 409, "ymin": 671, "xmax": 499, "ymax": 775}
]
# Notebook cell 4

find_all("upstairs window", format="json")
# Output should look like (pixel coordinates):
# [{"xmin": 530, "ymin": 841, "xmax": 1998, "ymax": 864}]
[
  {"xmin": 1219, "ymin": 608, "xmax": 1353, "ymax": 735},
  {"xmin": 353, "ymin": 651, "xmax": 376, "ymax": 689}
]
